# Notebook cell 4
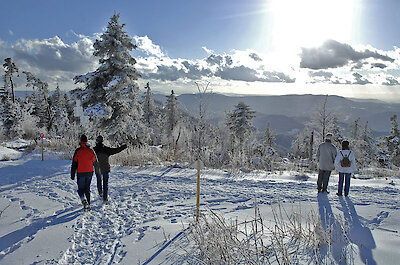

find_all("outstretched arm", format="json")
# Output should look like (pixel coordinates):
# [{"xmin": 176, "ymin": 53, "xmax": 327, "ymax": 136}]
[{"xmin": 106, "ymin": 144, "xmax": 128, "ymax": 156}]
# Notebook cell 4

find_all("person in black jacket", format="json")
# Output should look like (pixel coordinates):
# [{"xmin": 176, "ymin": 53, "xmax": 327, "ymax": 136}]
[{"xmin": 94, "ymin": 135, "xmax": 128, "ymax": 203}]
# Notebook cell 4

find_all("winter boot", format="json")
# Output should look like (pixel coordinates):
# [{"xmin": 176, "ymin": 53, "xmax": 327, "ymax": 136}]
[{"xmin": 82, "ymin": 199, "xmax": 90, "ymax": 211}]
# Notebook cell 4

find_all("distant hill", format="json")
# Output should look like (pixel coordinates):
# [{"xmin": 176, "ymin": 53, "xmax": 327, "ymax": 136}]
[
  {"xmin": 174, "ymin": 93, "xmax": 400, "ymax": 134},
  {"xmin": 14, "ymin": 90, "xmax": 34, "ymax": 98}
]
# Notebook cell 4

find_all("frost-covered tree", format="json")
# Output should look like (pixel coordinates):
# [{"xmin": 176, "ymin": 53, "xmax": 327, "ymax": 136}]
[
  {"xmin": 307, "ymin": 95, "xmax": 338, "ymax": 144},
  {"xmin": 359, "ymin": 121, "xmax": 377, "ymax": 166},
  {"xmin": 142, "ymin": 82, "xmax": 155, "ymax": 126},
  {"xmin": 226, "ymin": 102, "xmax": 255, "ymax": 145},
  {"xmin": 1, "ymin": 99, "xmax": 22, "ymax": 139},
  {"xmin": 164, "ymin": 90, "xmax": 179, "ymax": 136},
  {"xmin": 1, "ymin": 58, "xmax": 21, "ymax": 138},
  {"xmin": 3, "ymin": 58, "xmax": 19, "ymax": 103},
  {"xmin": 74, "ymin": 13, "xmax": 143, "ymax": 142},
  {"xmin": 50, "ymin": 84, "xmax": 67, "ymax": 109},
  {"xmin": 347, "ymin": 119, "xmax": 377, "ymax": 167},
  {"xmin": 349, "ymin": 118, "xmax": 361, "ymax": 139},
  {"xmin": 49, "ymin": 85, "xmax": 70, "ymax": 136},
  {"xmin": 161, "ymin": 89, "xmax": 182, "ymax": 157},
  {"xmin": 292, "ymin": 128, "xmax": 312, "ymax": 159},
  {"xmin": 386, "ymin": 114, "xmax": 400, "ymax": 166},
  {"xmin": 226, "ymin": 102, "xmax": 256, "ymax": 167},
  {"xmin": 23, "ymin": 71, "xmax": 52, "ymax": 131},
  {"xmin": 262, "ymin": 123, "xmax": 276, "ymax": 155},
  {"xmin": 193, "ymin": 82, "xmax": 211, "ymax": 160},
  {"xmin": 20, "ymin": 98, "xmax": 40, "ymax": 140}
]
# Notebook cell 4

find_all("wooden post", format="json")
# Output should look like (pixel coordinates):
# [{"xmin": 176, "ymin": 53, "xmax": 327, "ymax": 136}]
[
  {"xmin": 309, "ymin": 131, "xmax": 314, "ymax": 161},
  {"xmin": 40, "ymin": 133, "xmax": 44, "ymax": 161},
  {"xmin": 196, "ymin": 159, "xmax": 200, "ymax": 222},
  {"xmin": 41, "ymin": 137, "xmax": 44, "ymax": 161}
]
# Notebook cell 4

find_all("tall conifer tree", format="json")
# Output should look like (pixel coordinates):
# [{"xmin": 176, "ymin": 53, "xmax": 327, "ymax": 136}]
[{"xmin": 74, "ymin": 13, "xmax": 142, "ymax": 141}]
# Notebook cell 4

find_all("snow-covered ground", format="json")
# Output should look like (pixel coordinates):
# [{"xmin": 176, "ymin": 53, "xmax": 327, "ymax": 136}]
[{"xmin": 0, "ymin": 146, "xmax": 399, "ymax": 264}]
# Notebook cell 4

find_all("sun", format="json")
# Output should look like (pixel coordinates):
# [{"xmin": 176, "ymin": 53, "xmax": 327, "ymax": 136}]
[{"xmin": 268, "ymin": 0, "xmax": 357, "ymax": 51}]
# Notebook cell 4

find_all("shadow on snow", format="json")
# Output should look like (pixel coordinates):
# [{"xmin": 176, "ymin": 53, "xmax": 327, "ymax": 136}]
[{"xmin": 0, "ymin": 207, "xmax": 80, "ymax": 260}]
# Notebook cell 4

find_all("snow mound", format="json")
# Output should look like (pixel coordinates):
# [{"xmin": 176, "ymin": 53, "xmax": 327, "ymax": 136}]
[
  {"xmin": 0, "ymin": 146, "xmax": 23, "ymax": 160},
  {"xmin": 3, "ymin": 138, "xmax": 33, "ymax": 149}
]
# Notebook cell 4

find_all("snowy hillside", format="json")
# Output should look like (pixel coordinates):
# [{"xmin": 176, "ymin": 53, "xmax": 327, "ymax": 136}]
[{"xmin": 0, "ymin": 147, "xmax": 399, "ymax": 264}]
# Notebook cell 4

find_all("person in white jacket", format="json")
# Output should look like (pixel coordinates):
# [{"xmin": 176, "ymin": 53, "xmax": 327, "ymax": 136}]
[{"xmin": 334, "ymin": 140, "xmax": 357, "ymax": 196}]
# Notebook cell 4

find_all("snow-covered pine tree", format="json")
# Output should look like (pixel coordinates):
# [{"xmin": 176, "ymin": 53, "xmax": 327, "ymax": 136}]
[
  {"xmin": 330, "ymin": 116, "xmax": 344, "ymax": 145},
  {"xmin": 386, "ymin": 114, "xmax": 400, "ymax": 166},
  {"xmin": 162, "ymin": 89, "xmax": 182, "ymax": 156},
  {"xmin": 226, "ymin": 102, "xmax": 256, "ymax": 145},
  {"xmin": 1, "ymin": 98, "xmax": 22, "ymax": 139},
  {"xmin": 226, "ymin": 102, "xmax": 256, "ymax": 167},
  {"xmin": 74, "ymin": 13, "xmax": 143, "ymax": 143},
  {"xmin": 1, "ymin": 57, "xmax": 21, "ymax": 139},
  {"xmin": 49, "ymin": 84, "xmax": 70, "ymax": 136},
  {"xmin": 164, "ymin": 90, "xmax": 179, "ymax": 136},
  {"xmin": 23, "ymin": 71, "xmax": 52, "ymax": 131},
  {"xmin": 261, "ymin": 122, "xmax": 277, "ymax": 170},
  {"xmin": 141, "ymin": 82, "xmax": 163, "ymax": 144},
  {"xmin": 3, "ymin": 58, "xmax": 19, "ymax": 103},
  {"xmin": 143, "ymin": 82, "xmax": 155, "ymax": 126},
  {"xmin": 20, "ymin": 97, "xmax": 40, "ymax": 140}
]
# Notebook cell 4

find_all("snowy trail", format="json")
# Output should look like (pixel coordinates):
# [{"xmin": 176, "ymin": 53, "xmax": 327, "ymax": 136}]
[{"xmin": 0, "ymin": 153, "xmax": 400, "ymax": 264}]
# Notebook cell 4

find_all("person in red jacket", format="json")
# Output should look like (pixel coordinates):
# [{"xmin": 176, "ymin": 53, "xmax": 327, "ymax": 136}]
[{"xmin": 71, "ymin": 134, "xmax": 101, "ymax": 211}]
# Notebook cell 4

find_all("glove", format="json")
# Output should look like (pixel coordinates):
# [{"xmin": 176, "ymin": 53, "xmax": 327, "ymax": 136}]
[{"xmin": 71, "ymin": 175, "xmax": 75, "ymax": 180}]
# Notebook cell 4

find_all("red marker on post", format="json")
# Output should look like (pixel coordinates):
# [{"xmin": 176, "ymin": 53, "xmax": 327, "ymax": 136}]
[{"xmin": 40, "ymin": 133, "xmax": 44, "ymax": 161}]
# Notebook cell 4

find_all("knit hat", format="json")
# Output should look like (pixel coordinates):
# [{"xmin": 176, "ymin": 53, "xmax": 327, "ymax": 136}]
[
  {"xmin": 96, "ymin": 135, "xmax": 103, "ymax": 144},
  {"xmin": 80, "ymin": 134, "xmax": 88, "ymax": 143},
  {"xmin": 325, "ymin": 133, "xmax": 333, "ymax": 141}
]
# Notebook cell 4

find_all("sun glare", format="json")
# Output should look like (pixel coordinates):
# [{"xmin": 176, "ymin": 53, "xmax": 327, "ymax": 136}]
[{"xmin": 269, "ymin": 0, "xmax": 356, "ymax": 51}]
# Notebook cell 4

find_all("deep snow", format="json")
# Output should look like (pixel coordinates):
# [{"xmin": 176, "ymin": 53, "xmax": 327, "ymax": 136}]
[{"xmin": 0, "ymin": 147, "xmax": 399, "ymax": 264}]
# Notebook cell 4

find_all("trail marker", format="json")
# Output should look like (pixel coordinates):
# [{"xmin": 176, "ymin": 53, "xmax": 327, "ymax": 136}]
[
  {"xmin": 196, "ymin": 159, "xmax": 200, "ymax": 222},
  {"xmin": 40, "ymin": 133, "xmax": 44, "ymax": 161}
]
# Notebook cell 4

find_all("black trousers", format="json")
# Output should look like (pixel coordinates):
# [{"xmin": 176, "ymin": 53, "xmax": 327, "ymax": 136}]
[
  {"xmin": 317, "ymin": 169, "xmax": 331, "ymax": 191},
  {"xmin": 97, "ymin": 172, "xmax": 110, "ymax": 200}
]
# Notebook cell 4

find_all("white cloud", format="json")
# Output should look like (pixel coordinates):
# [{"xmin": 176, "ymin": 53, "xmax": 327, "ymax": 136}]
[
  {"xmin": 8, "ymin": 29, "xmax": 14, "ymax": 36},
  {"xmin": 383, "ymin": 76, "xmax": 400, "ymax": 86},
  {"xmin": 0, "ymin": 35, "xmax": 98, "ymax": 90},
  {"xmin": 3, "ymin": 33, "xmax": 400, "ymax": 96},
  {"xmin": 202, "ymin": 46, "xmax": 214, "ymax": 55},
  {"xmin": 11, "ymin": 35, "xmax": 96, "ymax": 73},
  {"xmin": 136, "ymin": 48, "xmax": 295, "ymax": 84},
  {"xmin": 133, "ymin": 35, "xmax": 164, "ymax": 58}
]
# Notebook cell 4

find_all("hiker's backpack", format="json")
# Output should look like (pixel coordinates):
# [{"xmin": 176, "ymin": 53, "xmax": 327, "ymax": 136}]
[{"xmin": 340, "ymin": 151, "xmax": 351, "ymax": 167}]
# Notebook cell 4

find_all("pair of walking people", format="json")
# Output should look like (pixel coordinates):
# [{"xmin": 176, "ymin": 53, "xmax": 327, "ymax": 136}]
[
  {"xmin": 317, "ymin": 133, "xmax": 357, "ymax": 196},
  {"xmin": 71, "ymin": 134, "xmax": 127, "ymax": 210}
]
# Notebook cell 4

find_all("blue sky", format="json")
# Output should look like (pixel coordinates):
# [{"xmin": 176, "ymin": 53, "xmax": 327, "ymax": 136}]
[{"xmin": 1, "ymin": 0, "xmax": 400, "ymax": 101}]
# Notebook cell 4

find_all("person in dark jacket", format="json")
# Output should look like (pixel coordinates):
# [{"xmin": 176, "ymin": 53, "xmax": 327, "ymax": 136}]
[
  {"xmin": 94, "ymin": 135, "xmax": 127, "ymax": 203},
  {"xmin": 71, "ymin": 134, "xmax": 101, "ymax": 211},
  {"xmin": 317, "ymin": 133, "xmax": 337, "ymax": 194}
]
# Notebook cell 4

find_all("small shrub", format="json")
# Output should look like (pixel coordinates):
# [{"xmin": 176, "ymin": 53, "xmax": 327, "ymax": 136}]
[{"xmin": 185, "ymin": 201, "xmax": 354, "ymax": 264}]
